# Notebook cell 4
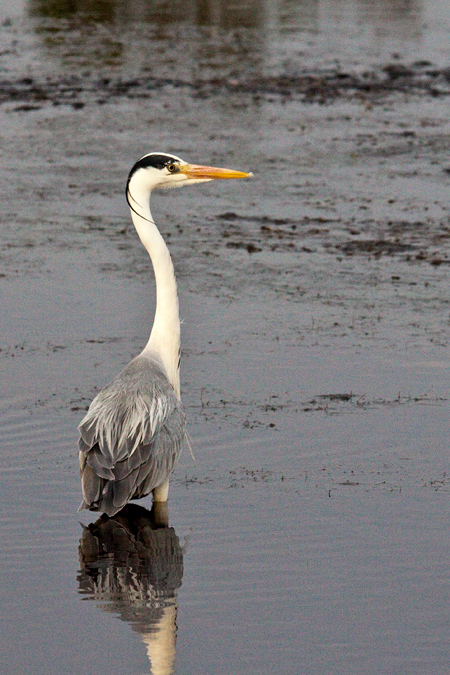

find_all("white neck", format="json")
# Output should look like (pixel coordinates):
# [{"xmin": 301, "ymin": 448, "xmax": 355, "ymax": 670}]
[{"xmin": 128, "ymin": 176, "xmax": 181, "ymax": 398}]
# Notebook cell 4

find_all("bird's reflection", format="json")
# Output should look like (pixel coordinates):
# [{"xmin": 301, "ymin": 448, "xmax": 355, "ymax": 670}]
[{"xmin": 78, "ymin": 503, "xmax": 183, "ymax": 675}]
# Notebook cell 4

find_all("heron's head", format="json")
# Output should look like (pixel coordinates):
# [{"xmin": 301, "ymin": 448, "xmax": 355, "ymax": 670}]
[{"xmin": 126, "ymin": 152, "xmax": 252, "ymax": 199}]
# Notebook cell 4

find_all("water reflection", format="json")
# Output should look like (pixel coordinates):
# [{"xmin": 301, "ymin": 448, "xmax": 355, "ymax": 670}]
[
  {"xmin": 25, "ymin": 0, "xmax": 424, "ymax": 75},
  {"xmin": 78, "ymin": 503, "xmax": 183, "ymax": 675},
  {"xmin": 27, "ymin": 0, "xmax": 421, "ymax": 31},
  {"xmin": 356, "ymin": 0, "xmax": 422, "ymax": 39},
  {"xmin": 28, "ymin": 0, "xmax": 195, "ymax": 23},
  {"xmin": 28, "ymin": 0, "xmax": 265, "ymax": 26}
]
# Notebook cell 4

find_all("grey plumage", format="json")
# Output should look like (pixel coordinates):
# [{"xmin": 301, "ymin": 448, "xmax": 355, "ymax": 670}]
[
  {"xmin": 78, "ymin": 354, "xmax": 185, "ymax": 517},
  {"xmin": 77, "ymin": 152, "xmax": 250, "ymax": 517}
]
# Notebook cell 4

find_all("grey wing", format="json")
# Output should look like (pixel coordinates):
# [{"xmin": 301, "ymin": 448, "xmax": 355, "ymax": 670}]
[{"xmin": 78, "ymin": 354, "xmax": 185, "ymax": 517}]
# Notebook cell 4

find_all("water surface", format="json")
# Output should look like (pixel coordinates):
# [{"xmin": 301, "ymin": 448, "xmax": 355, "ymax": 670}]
[{"xmin": 2, "ymin": 1, "xmax": 450, "ymax": 674}]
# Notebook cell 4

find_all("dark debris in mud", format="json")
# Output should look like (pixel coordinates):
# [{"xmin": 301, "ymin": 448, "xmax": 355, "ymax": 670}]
[
  {"xmin": 189, "ymin": 388, "xmax": 447, "ymax": 430},
  {"xmin": 3, "ymin": 60, "xmax": 450, "ymax": 110},
  {"xmin": 178, "ymin": 463, "xmax": 450, "ymax": 496},
  {"xmin": 303, "ymin": 392, "xmax": 448, "ymax": 414},
  {"xmin": 336, "ymin": 239, "xmax": 417, "ymax": 257},
  {"xmin": 211, "ymin": 211, "xmax": 450, "ymax": 266},
  {"xmin": 334, "ymin": 222, "xmax": 450, "ymax": 265}
]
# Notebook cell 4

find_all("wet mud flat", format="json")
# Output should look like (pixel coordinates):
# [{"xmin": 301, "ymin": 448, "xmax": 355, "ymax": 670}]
[
  {"xmin": 2, "ymin": 8, "xmax": 450, "ymax": 675},
  {"xmin": 4, "ymin": 57, "xmax": 450, "ymax": 107},
  {"xmin": 3, "ymin": 53, "xmax": 450, "ymax": 381}
]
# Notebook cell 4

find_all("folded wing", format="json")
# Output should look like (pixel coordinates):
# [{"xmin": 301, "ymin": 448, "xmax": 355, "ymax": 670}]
[{"xmin": 78, "ymin": 354, "xmax": 185, "ymax": 516}]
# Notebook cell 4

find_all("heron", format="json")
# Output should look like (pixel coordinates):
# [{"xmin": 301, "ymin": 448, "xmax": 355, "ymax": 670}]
[{"xmin": 78, "ymin": 152, "xmax": 251, "ymax": 516}]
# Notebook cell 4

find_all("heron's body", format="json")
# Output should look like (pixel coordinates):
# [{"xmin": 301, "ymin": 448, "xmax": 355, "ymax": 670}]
[{"xmin": 78, "ymin": 152, "xmax": 250, "ymax": 516}]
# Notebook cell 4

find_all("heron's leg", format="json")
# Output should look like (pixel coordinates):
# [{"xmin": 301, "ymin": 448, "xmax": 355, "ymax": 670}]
[
  {"xmin": 153, "ymin": 479, "xmax": 170, "ymax": 502},
  {"xmin": 151, "ymin": 501, "xmax": 169, "ymax": 526}
]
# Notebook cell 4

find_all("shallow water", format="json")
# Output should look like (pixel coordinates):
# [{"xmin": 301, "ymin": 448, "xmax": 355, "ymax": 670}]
[{"xmin": 2, "ymin": 1, "xmax": 450, "ymax": 674}]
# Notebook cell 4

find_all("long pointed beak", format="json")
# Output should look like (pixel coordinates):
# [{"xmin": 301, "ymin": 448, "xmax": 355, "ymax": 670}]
[{"xmin": 179, "ymin": 163, "xmax": 252, "ymax": 180}]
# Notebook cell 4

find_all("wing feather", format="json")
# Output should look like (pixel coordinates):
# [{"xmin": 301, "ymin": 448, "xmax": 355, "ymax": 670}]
[
  {"xmin": 80, "ymin": 462, "xmax": 104, "ymax": 506},
  {"xmin": 78, "ymin": 353, "xmax": 185, "ymax": 516}
]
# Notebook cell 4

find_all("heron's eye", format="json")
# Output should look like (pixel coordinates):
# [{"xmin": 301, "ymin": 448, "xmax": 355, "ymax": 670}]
[{"xmin": 167, "ymin": 163, "xmax": 177, "ymax": 173}]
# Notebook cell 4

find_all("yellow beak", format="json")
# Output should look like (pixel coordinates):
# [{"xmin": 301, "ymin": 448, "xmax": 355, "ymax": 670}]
[{"xmin": 179, "ymin": 163, "xmax": 252, "ymax": 180}]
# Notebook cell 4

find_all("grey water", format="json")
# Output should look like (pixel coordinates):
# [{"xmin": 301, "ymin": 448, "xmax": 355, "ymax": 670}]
[{"xmin": 2, "ymin": 1, "xmax": 450, "ymax": 673}]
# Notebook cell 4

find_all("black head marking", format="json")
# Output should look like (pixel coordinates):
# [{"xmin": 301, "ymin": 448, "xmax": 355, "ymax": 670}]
[
  {"xmin": 127, "ymin": 153, "xmax": 181, "ymax": 185},
  {"xmin": 125, "ymin": 153, "xmax": 180, "ymax": 224}
]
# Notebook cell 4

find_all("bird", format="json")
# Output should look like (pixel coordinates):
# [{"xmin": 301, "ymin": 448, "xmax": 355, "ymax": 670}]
[{"xmin": 78, "ymin": 152, "xmax": 252, "ymax": 517}]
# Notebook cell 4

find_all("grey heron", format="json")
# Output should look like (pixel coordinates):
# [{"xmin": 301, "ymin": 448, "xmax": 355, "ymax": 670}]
[{"xmin": 78, "ymin": 152, "xmax": 251, "ymax": 516}]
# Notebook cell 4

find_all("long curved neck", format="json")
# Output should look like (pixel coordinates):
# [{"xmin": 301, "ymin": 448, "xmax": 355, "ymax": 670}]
[{"xmin": 128, "ymin": 184, "xmax": 180, "ymax": 398}]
